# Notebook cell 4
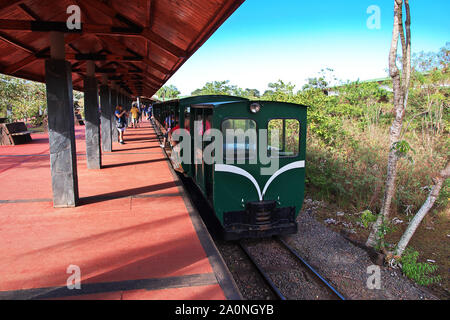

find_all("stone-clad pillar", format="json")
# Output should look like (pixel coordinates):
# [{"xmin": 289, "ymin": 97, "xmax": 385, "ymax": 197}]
[
  {"xmin": 123, "ymin": 93, "xmax": 126, "ymax": 106},
  {"xmin": 100, "ymin": 83, "xmax": 112, "ymax": 152},
  {"xmin": 45, "ymin": 32, "xmax": 79, "ymax": 207},
  {"xmin": 120, "ymin": 92, "xmax": 124, "ymax": 109},
  {"xmin": 111, "ymin": 88, "xmax": 118, "ymax": 143},
  {"xmin": 83, "ymin": 61, "xmax": 101, "ymax": 169}
]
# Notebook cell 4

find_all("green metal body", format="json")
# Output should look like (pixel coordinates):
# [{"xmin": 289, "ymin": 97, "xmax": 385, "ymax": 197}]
[
  {"xmin": 153, "ymin": 96, "xmax": 308, "ymax": 239},
  {"xmin": 211, "ymin": 101, "xmax": 307, "ymax": 224}
]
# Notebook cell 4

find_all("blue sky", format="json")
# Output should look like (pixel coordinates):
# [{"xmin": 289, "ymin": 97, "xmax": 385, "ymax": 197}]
[{"xmin": 166, "ymin": 0, "xmax": 450, "ymax": 96}]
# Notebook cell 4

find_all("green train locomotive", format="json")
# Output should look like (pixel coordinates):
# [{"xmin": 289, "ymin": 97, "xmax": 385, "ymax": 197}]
[{"xmin": 153, "ymin": 95, "xmax": 308, "ymax": 240}]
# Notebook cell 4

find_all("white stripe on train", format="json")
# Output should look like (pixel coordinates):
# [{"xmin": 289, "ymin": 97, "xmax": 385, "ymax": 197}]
[{"xmin": 215, "ymin": 161, "xmax": 305, "ymax": 201}]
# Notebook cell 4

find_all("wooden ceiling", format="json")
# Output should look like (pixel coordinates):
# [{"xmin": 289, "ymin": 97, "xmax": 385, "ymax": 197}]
[{"xmin": 0, "ymin": 0, "xmax": 244, "ymax": 98}]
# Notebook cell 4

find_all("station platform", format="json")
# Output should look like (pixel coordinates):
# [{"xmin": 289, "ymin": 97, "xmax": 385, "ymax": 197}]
[{"xmin": 0, "ymin": 121, "xmax": 241, "ymax": 300}]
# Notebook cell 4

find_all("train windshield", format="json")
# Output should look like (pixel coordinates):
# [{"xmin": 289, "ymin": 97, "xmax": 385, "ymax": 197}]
[
  {"xmin": 222, "ymin": 119, "xmax": 257, "ymax": 161},
  {"xmin": 268, "ymin": 119, "xmax": 300, "ymax": 157}
]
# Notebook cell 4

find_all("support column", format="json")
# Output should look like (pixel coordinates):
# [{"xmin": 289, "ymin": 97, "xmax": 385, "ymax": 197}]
[
  {"xmin": 111, "ymin": 86, "xmax": 119, "ymax": 143},
  {"xmin": 120, "ymin": 92, "xmax": 125, "ymax": 109},
  {"xmin": 83, "ymin": 61, "xmax": 101, "ymax": 169},
  {"xmin": 123, "ymin": 93, "xmax": 127, "ymax": 107},
  {"xmin": 45, "ymin": 32, "xmax": 79, "ymax": 207},
  {"xmin": 100, "ymin": 75, "xmax": 112, "ymax": 152}
]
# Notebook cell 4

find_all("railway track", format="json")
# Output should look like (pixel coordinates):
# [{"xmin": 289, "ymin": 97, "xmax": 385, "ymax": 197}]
[
  {"xmin": 239, "ymin": 237, "xmax": 346, "ymax": 300},
  {"xmin": 155, "ymin": 120, "xmax": 346, "ymax": 300}
]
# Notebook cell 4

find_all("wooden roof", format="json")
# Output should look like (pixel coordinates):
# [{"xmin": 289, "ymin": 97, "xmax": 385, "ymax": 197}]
[{"xmin": 0, "ymin": 0, "xmax": 244, "ymax": 98}]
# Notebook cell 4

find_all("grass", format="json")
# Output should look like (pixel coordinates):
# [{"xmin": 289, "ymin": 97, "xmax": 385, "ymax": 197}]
[
  {"xmin": 29, "ymin": 125, "xmax": 46, "ymax": 133},
  {"xmin": 304, "ymin": 108, "xmax": 448, "ymax": 297},
  {"xmin": 306, "ymin": 119, "xmax": 448, "ymax": 216}
]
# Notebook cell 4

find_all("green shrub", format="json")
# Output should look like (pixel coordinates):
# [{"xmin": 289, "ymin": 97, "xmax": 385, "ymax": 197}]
[
  {"xmin": 401, "ymin": 248, "xmax": 441, "ymax": 286},
  {"xmin": 359, "ymin": 210, "xmax": 377, "ymax": 228}
]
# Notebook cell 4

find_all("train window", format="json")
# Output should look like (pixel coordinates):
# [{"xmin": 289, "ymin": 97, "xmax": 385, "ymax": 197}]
[
  {"xmin": 184, "ymin": 112, "xmax": 190, "ymax": 131},
  {"xmin": 196, "ymin": 114, "xmax": 204, "ymax": 135},
  {"xmin": 268, "ymin": 119, "xmax": 300, "ymax": 157},
  {"xmin": 222, "ymin": 119, "xmax": 257, "ymax": 161}
]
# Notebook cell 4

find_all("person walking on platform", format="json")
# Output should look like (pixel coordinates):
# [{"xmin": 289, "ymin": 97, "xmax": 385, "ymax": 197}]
[
  {"xmin": 115, "ymin": 105, "xmax": 128, "ymax": 144},
  {"xmin": 147, "ymin": 105, "xmax": 153, "ymax": 120},
  {"xmin": 138, "ymin": 104, "xmax": 144, "ymax": 123},
  {"xmin": 130, "ymin": 103, "xmax": 140, "ymax": 128}
]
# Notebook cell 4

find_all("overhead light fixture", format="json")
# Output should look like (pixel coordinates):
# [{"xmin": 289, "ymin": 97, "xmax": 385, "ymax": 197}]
[{"xmin": 250, "ymin": 103, "xmax": 261, "ymax": 113}]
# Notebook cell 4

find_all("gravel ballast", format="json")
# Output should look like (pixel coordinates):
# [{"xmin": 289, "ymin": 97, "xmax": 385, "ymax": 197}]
[{"xmin": 283, "ymin": 208, "xmax": 437, "ymax": 300}]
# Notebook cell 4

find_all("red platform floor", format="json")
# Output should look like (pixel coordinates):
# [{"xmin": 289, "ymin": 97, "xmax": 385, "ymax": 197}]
[{"xmin": 0, "ymin": 121, "xmax": 240, "ymax": 300}]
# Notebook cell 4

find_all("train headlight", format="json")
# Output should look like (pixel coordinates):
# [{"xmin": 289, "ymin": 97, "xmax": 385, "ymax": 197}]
[{"xmin": 250, "ymin": 103, "xmax": 261, "ymax": 114}]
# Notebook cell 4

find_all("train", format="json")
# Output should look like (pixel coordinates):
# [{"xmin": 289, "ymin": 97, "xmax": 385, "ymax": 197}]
[{"xmin": 152, "ymin": 95, "xmax": 308, "ymax": 240}]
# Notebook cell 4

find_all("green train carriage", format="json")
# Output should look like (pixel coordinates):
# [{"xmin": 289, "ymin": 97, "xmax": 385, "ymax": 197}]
[
  {"xmin": 153, "ymin": 96, "xmax": 308, "ymax": 240},
  {"xmin": 153, "ymin": 95, "xmax": 248, "ymax": 176}
]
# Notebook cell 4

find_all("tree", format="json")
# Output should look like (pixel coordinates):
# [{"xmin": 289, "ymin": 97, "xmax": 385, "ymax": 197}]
[
  {"xmin": 393, "ymin": 162, "xmax": 449, "ymax": 258},
  {"xmin": 262, "ymin": 80, "xmax": 296, "ymax": 101},
  {"xmin": 191, "ymin": 80, "xmax": 235, "ymax": 96},
  {"xmin": 243, "ymin": 88, "xmax": 261, "ymax": 99},
  {"xmin": 412, "ymin": 42, "xmax": 449, "ymax": 72},
  {"xmin": 366, "ymin": 0, "xmax": 412, "ymax": 249},
  {"xmin": 156, "ymin": 85, "xmax": 180, "ymax": 101},
  {"xmin": 302, "ymin": 68, "xmax": 338, "ymax": 91},
  {"xmin": 0, "ymin": 74, "xmax": 47, "ymax": 124}
]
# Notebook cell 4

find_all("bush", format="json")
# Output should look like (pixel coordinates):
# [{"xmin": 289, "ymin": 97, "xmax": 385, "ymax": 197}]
[
  {"xmin": 401, "ymin": 248, "xmax": 441, "ymax": 286},
  {"xmin": 359, "ymin": 210, "xmax": 377, "ymax": 229}
]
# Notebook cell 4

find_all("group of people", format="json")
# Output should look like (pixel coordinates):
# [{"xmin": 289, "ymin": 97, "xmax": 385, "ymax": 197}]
[
  {"xmin": 115, "ymin": 102, "xmax": 153, "ymax": 144},
  {"xmin": 114, "ymin": 105, "xmax": 187, "ymax": 149},
  {"xmin": 160, "ymin": 113, "xmax": 178, "ymax": 149},
  {"xmin": 160, "ymin": 112, "xmax": 195, "ymax": 149}
]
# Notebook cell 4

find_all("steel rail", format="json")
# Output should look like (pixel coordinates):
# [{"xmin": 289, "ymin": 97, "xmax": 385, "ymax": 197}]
[
  {"xmin": 239, "ymin": 238, "xmax": 346, "ymax": 301},
  {"xmin": 276, "ymin": 237, "xmax": 346, "ymax": 300},
  {"xmin": 238, "ymin": 241, "xmax": 286, "ymax": 300}
]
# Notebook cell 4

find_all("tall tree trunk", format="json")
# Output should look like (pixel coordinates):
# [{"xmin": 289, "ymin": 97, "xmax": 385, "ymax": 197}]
[
  {"xmin": 395, "ymin": 162, "xmax": 449, "ymax": 257},
  {"xmin": 367, "ymin": 0, "xmax": 412, "ymax": 248}
]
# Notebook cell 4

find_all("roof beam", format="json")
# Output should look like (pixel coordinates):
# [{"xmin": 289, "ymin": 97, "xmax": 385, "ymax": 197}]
[
  {"xmin": 0, "ymin": 0, "xmax": 25, "ymax": 13},
  {"xmin": 36, "ymin": 52, "xmax": 145, "ymax": 62},
  {"xmin": 96, "ymin": 35, "xmax": 170, "ymax": 74},
  {"xmin": 0, "ymin": 19, "xmax": 140, "ymax": 34},
  {"xmin": 0, "ymin": 3, "xmax": 40, "ymax": 55},
  {"xmin": 132, "ymin": 82, "xmax": 159, "ymax": 92},
  {"xmin": 80, "ymin": 0, "xmax": 186, "ymax": 58},
  {"xmin": 141, "ymin": 72, "xmax": 164, "ymax": 85},
  {"xmin": 3, "ymin": 33, "xmax": 81, "ymax": 74},
  {"xmin": 0, "ymin": 31, "xmax": 35, "ymax": 53},
  {"xmin": 140, "ymin": 29, "xmax": 186, "ymax": 58},
  {"xmin": 146, "ymin": 0, "xmax": 154, "ymax": 28},
  {"xmin": 81, "ymin": 0, "xmax": 137, "ymax": 28},
  {"xmin": 0, "ymin": 19, "xmax": 186, "ymax": 58},
  {"xmin": 128, "ymin": 73, "xmax": 160, "ymax": 87},
  {"xmin": 106, "ymin": 63, "xmax": 162, "ymax": 92},
  {"xmin": 0, "ymin": 8, "xmax": 82, "ymax": 75},
  {"xmin": 110, "ymin": 71, "xmax": 160, "ymax": 91},
  {"xmin": 18, "ymin": 3, "xmax": 42, "ymax": 21},
  {"xmin": 72, "ymin": 67, "xmax": 142, "ymax": 74}
]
